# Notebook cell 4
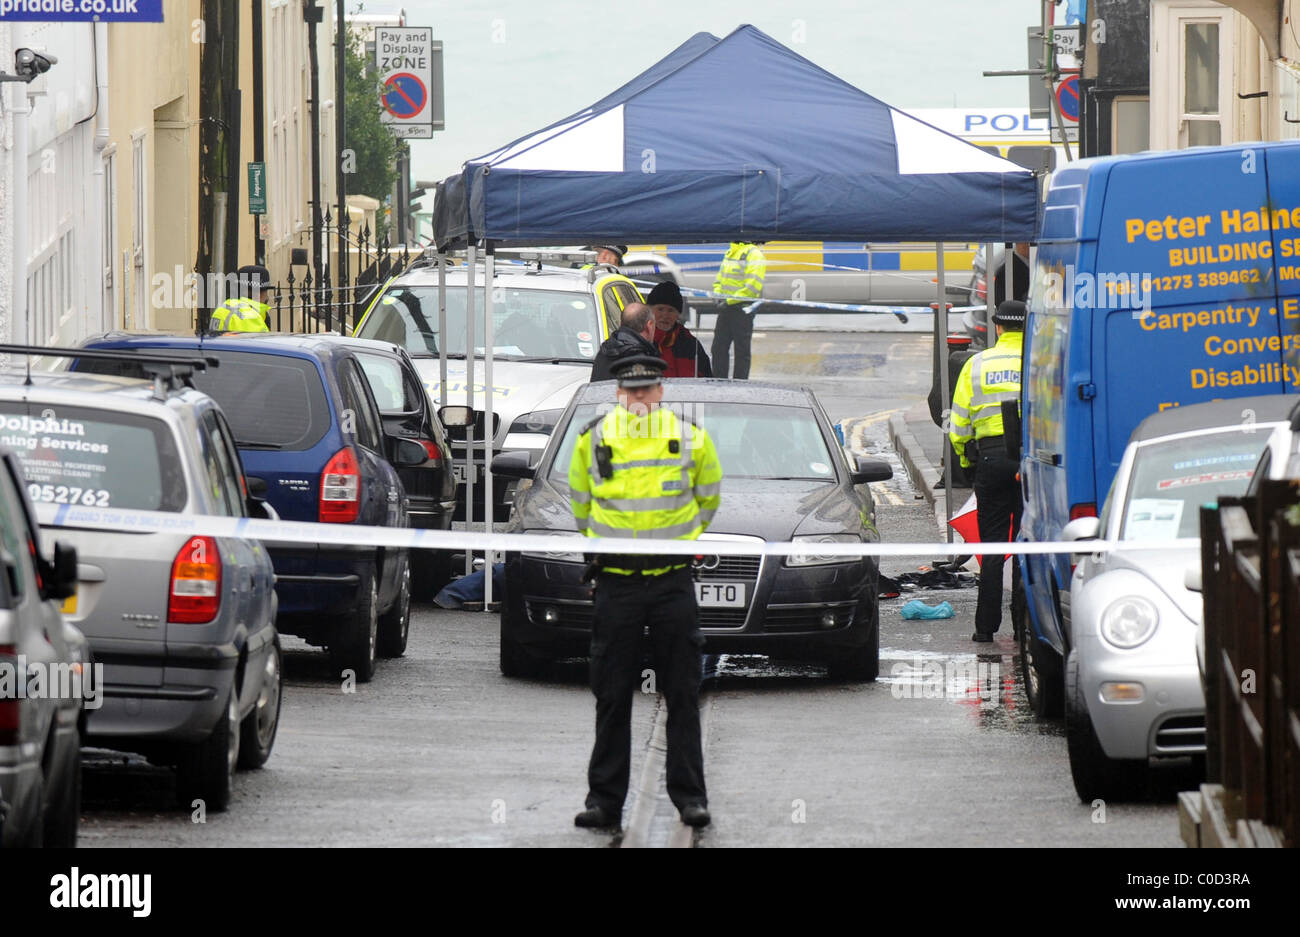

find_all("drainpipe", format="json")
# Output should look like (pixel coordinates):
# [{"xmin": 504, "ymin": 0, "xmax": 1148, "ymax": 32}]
[
  {"xmin": 11, "ymin": 76, "xmax": 29, "ymax": 345},
  {"xmin": 93, "ymin": 22, "xmax": 110, "ymax": 332}
]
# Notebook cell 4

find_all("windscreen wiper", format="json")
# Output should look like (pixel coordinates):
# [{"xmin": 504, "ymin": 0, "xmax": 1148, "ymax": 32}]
[
  {"xmin": 236, "ymin": 441, "xmax": 284, "ymax": 451},
  {"xmin": 511, "ymin": 356, "xmax": 594, "ymax": 365}
]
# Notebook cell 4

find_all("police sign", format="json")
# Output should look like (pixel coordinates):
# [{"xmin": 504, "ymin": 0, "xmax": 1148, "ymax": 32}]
[{"xmin": 375, "ymin": 26, "xmax": 444, "ymax": 139}]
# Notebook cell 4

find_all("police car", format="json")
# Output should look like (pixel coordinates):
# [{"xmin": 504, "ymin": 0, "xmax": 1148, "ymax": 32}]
[{"xmin": 353, "ymin": 253, "xmax": 644, "ymax": 518}]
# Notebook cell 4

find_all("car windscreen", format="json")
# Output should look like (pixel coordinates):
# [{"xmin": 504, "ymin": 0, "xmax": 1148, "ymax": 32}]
[
  {"xmin": 1120, "ymin": 429, "xmax": 1273, "ymax": 540},
  {"xmin": 357, "ymin": 286, "xmax": 601, "ymax": 361},
  {"xmin": 549, "ymin": 401, "xmax": 835, "ymax": 483},
  {"xmin": 0, "ymin": 404, "xmax": 187, "ymax": 511},
  {"xmin": 75, "ymin": 351, "xmax": 331, "ymax": 451}
]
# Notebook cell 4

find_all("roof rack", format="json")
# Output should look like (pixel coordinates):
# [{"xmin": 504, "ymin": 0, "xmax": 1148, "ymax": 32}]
[{"xmin": 0, "ymin": 343, "xmax": 220, "ymax": 398}]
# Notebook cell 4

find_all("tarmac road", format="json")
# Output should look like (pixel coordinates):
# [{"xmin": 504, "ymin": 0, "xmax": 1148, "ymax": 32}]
[{"xmin": 78, "ymin": 331, "xmax": 1188, "ymax": 847}]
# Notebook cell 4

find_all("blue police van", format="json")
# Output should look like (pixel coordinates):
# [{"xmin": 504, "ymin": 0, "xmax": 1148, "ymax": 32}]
[{"xmin": 1018, "ymin": 140, "xmax": 1300, "ymax": 715}]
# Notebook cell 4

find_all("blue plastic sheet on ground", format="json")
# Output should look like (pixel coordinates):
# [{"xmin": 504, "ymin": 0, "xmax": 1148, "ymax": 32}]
[{"xmin": 899, "ymin": 599, "xmax": 955, "ymax": 620}]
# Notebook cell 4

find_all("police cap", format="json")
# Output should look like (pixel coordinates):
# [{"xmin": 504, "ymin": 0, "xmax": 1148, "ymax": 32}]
[
  {"xmin": 237, "ymin": 264, "xmax": 271, "ymax": 292},
  {"xmin": 587, "ymin": 245, "xmax": 627, "ymax": 264},
  {"xmin": 612, "ymin": 354, "xmax": 667, "ymax": 388},
  {"xmin": 992, "ymin": 299, "xmax": 1027, "ymax": 328}
]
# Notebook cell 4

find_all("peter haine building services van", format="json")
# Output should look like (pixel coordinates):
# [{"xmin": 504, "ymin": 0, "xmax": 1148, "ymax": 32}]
[{"xmin": 1019, "ymin": 140, "xmax": 1300, "ymax": 714}]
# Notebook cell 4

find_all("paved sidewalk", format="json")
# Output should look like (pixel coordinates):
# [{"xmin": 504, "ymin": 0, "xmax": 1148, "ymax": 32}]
[{"xmin": 889, "ymin": 401, "xmax": 983, "ymax": 570}]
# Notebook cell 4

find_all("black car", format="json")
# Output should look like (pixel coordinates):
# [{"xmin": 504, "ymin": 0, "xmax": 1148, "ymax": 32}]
[
  {"xmin": 491, "ymin": 379, "xmax": 893, "ymax": 680},
  {"xmin": 340, "ymin": 337, "xmax": 458, "ymax": 599},
  {"xmin": 76, "ymin": 333, "xmax": 427, "ymax": 682}
]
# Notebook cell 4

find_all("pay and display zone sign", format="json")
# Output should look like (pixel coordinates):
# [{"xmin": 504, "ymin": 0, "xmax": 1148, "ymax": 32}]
[
  {"xmin": 376, "ymin": 26, "xmax": 439, "ymax": 139},
  {"xmin": 0, "ymin": 0, "xmax": 163, "ymax": 20}
]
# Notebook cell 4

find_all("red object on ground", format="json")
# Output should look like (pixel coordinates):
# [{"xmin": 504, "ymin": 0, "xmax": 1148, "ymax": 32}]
[{"xmin": 947, "ymin": 493, "xmax": 1011, "ymax": 567}]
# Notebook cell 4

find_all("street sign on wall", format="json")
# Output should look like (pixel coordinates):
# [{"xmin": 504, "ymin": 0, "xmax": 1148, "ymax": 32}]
[
  {"xmin": 248, "ymin": 162, "xmax": 267, "ymax": 215},
  {"xmin": 376, "ymin": 26, "xmax": 444, "ymax": 139},
  {"xmin": 0, "ymin": 0, "xmax": 164, "ymax": 21}
]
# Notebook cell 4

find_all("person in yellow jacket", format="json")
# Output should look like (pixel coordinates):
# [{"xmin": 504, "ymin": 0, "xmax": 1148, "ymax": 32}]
[
  {"xmin": 949, "ymin": 299, "xmax": 1025, "ymax": 643},
  {"xmin": 209, "ymin": 264, "xmax": 272, "ymax": 333},
  {"xmin": 710, "ymin": 241, "xmax": 766, "ymax": 379},
  {"xmin": 568, "ymin": 354, "xmax": 722, "ymax": 831}
]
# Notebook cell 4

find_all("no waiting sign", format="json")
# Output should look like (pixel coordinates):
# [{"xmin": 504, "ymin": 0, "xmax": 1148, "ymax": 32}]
[{"xmin": 376, "ymin": 26, "xmax": 444, "ymax": 139}]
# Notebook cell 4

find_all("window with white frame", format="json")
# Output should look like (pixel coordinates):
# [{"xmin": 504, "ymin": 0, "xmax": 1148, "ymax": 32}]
[
  {"xmin": 1151, "ymin": 2, "xmax": 1234, "ymax": 150},
  {"xmin": 102, "ymin": 146, "xmax": 119, "ymax": 328},
  {"xmin": 132, "ymin": 133, "xmax": 148, "ymax": 329}
]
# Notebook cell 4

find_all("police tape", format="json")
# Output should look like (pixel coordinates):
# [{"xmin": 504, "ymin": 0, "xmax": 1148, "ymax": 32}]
[
  {"xmin": 34, "ymin": 502, "xmax": 1196, "ymax": 559},
  {"xmin": 670, "ymin": 285, "xmax": 982, "ymax": 319}
]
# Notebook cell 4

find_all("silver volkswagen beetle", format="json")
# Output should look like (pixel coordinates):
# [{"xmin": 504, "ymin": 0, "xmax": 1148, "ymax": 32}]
[{"xmin": 1059, "ymin": 394, "xmax": 1295, "ymax": 801}]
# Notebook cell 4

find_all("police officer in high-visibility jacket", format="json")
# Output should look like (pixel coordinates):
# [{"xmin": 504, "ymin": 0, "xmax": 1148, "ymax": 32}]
[
  {"xmin": 949, "ymin": 299, "xmax": 1025, "ymax": 643},
  {"xmin": 210, "ymin": 264, "xmax": 272, "ymax": 333},
  {"xmin": 569, "ymin": 354, "xmax": 722, "ymax": 831},
  {"xmin": 710, "ymin": 241, "xmax": 766, "ymax": 379}
]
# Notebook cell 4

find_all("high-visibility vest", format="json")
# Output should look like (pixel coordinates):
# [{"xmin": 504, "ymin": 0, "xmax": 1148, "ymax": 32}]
[
  {"xmin": 712, "ymin": 242, "xmax": 766, "ymax": 306},
  {"xmin": 949, "ymin": 329, "xmax": 1023, "ymax": 469},
  {"xmin": 211, "ymin": 298, "xmax": 270, "ymax": 333},
  {"xmin": 568, "ymin": 405, "xmax": 723, "ymax": 575}
]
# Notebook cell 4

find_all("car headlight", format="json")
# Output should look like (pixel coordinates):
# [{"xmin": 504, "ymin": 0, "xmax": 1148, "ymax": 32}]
[
  {"xmin": 509, "ymin": 409, "xmax": 564, "ymax": 436},
  {"xmin": 1100, "ymin": 596, "xmax": 1159, "ymax": 648},
  {"xmin": 785, "ymin": 534, "xmax": 860, "ymax": 567},
  {"xmin": 521, "ymin": 529, "xmax": 585, "ymax": 562}
]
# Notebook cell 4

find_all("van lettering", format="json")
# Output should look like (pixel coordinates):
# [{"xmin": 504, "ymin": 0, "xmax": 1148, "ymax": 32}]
[{"xmin": 1126, "ymin": 214, "xmax": 1210, "ymax": 242}]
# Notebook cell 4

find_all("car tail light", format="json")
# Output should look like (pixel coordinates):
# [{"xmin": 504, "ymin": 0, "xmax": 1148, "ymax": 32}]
[
  {"xmin": 419, "ymin": 440, "xmax": 441, "ymax": 463},
  {"xmin": 976, "ymin": 277, "xmax": 987, "ymax": 302},
  {"xmin": 320, "ymin": 447, "xmax": 361, "ymax": 523},
  {"xmin": 169, "ymin": 537, "xmax": 222, "ymax": 624},
  {"xmin": 1069, "ymin": 503, "xmax": 1097, "ymax": 521},
  {"xmin": 0, "ymin": 645, "xmax": 17, "ymax": 745}
]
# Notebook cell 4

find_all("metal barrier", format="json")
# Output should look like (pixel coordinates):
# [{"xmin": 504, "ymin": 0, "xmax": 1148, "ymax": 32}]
[
  {"xmin": 1185, "ymin": 480, "xmax": 1300, "ymax": 848},
  {"xmin": 265, "ymin": 221, "xmax": 416, "ymax": 335}
]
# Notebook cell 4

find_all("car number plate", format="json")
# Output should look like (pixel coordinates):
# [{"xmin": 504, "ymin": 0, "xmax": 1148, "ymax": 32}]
[
  {"xmin": 60, "ymin": 590, "xmax": 77, "ymax": 616},
  {"xmin": 453, "ymin": 464, "xmax": 479, "ymax": 485},
  {"xmin": 696, "ymin": 582, "xmax": 745, "ymax": 608}
]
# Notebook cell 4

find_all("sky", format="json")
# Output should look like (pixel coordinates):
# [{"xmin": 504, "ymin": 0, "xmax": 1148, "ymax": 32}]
[{"xmin": 383, "ymin": 0, "xmax": 1043, "ymax": 187}]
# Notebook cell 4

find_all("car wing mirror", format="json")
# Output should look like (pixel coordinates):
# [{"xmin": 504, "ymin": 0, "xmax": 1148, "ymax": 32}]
[
  {"xmin": 43, "ymin": 541, "xmax": 78, "ymax": 602},
  {"xmin": 1184, "ymin": 563, "xmax": 1203, "ymax": 594},
  {"xmin": 387, "ymin": 436, "xmax": 429, "ymax": 468},
  {"xmin": 246, "ymin": 475, "xmax": 269, "ymax": 498},
  {"xmin": 491, "ymin": 451, "xmax": 535, "ymax": 480},
  {"xmin": 1061, "ymin": 516, "xmax": 1101, "ymax": 542},
  {"xmin": 439, "ymin": 404, "xmax": 477, "ymax": 428},
  {"xmin": 851, "ymin": 457, "xmax": 893, "ymax": 485}
]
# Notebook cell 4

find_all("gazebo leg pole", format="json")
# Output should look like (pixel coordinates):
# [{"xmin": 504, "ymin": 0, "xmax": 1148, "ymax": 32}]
[
  {"xmin": 484, "ymin": 243, "xmax": 495, "ymax": 609},
  {"xmin": 936, "ymin": 241, "xmax": 953, "ymax": 544},
  {"xmin": 466, "ymin": 244, "xmax": 477, "ymax": 578}
]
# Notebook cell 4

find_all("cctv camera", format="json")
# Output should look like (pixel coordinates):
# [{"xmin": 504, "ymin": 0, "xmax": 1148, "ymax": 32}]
[{"xmin": 14, "ymin": 49, "xmax": 56, "ymax": 81}]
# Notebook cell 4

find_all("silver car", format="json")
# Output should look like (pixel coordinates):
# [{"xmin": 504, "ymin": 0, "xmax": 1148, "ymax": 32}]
[
  {"xmin": 1060, "ymin": 395, "xmax": 1294, "ymax": 801},
  {"xmin": 353, "ymin": 260, "xmax": 645, "ymax": 517},
  {"xmin": 0, "ymin": 447, "xmax": 84, "ymax": 847},
  {"xmin": 0, "ymin": 361, "xmax": 282, "ymax": 812}
]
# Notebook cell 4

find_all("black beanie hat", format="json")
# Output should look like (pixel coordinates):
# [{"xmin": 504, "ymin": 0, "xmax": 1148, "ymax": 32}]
[{"xmin": 646, "ymin": 280, "xmax": 684, "ymax": 313}]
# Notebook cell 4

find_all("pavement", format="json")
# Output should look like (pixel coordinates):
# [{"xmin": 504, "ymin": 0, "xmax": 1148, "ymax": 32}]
[{"xmin": 888, "ymin": 399, "xmax": 977, "ymax": 543}]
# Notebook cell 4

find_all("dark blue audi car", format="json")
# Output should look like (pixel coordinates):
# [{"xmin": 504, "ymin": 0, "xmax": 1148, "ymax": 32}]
[{"xmin": 75, "ymin": 333, "xmax": 427, "ymax": 682}]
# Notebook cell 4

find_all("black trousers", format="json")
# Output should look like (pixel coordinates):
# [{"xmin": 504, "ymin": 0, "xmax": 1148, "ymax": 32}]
[
  {"xmin": 972, "ymin": 447, "xmax": 1022, "ymax": 635},
  {"xmin": 711, "ymin": 304, "xmax": 754, "ymax": 379},
  {"xmin": 586, "ymin": 567, "xmax": 706, "ymax": 813}
]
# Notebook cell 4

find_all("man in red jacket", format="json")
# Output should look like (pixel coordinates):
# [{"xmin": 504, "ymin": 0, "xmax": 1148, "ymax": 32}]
[{"xmin": 647, "ymin": 281, "xmax": 712, "ymax": 378}]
